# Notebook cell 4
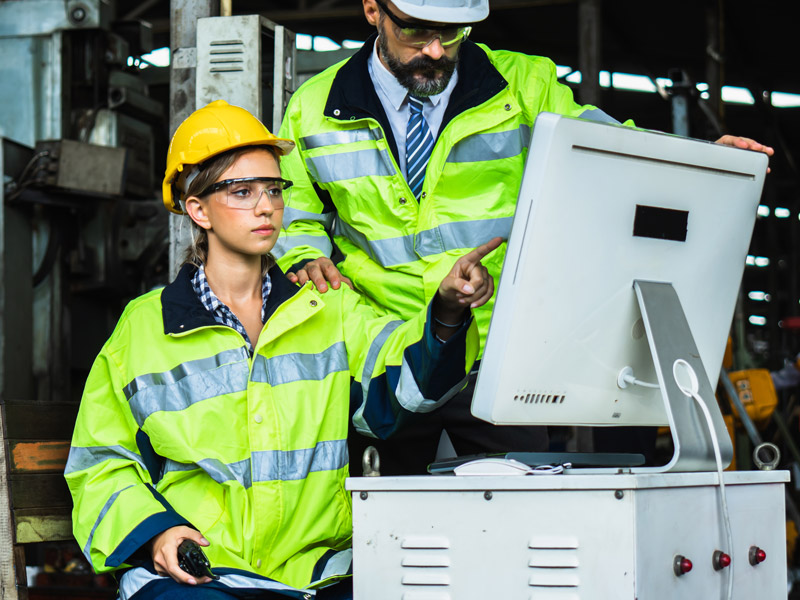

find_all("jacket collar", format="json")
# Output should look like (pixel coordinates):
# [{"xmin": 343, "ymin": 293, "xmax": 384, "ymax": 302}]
[
  {"xmin": 161, "ymin": 263, "xmax": 300, "ymax": 335},
  {"xmin": 324, "ymin": 34, "xmax": 508, "ymax": 162}
]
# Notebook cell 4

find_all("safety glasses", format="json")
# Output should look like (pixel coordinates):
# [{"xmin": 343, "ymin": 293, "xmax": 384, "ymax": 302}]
[
  {"xmin": 374, "ymin": 0, "xmax": 471, "ymax": 49},
  {"xmin": 200, "ymin": 177, "xmax": 293, "ymax": 210}
]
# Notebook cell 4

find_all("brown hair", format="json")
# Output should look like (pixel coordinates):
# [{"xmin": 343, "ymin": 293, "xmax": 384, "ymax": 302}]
[{"xmin": 182, "ymin": 145, "xmax": 280, "ymax": 276}]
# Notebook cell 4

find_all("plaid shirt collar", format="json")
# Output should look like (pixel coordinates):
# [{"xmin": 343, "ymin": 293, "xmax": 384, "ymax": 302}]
[{"xmin": 191, "ymin": 264, "xmax": 271, "ymax": 354}]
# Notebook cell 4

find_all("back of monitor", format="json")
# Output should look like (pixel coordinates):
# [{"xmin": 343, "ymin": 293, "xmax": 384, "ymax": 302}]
[{"xmin": 472, "ymin": 113, "xmax": 768, "ymax": 432}]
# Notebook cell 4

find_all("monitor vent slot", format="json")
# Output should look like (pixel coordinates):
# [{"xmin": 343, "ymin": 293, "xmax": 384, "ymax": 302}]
[{"xmin": 513, "ymin": 392, "xmax": 567, "ymax": 405}]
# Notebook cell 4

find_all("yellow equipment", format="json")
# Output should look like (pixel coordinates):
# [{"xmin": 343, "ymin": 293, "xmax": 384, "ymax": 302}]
[{"xmin": 727, "ymin": 368, "xmax": 779, "ymax": 428}]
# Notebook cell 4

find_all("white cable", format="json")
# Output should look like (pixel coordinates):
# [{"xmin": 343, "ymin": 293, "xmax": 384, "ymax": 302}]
[
  {"xmin": 628, "ymin": 377, "xmax": 659, "ymax": 389},
  {"xmin": 672, "ymin": 359, "xmax": 733, "ymax": 600},
  {"xmin": 529, "ymin": 463, "xmax": 571, "ymax": 475},
  {"xmin": 617, "ymin": 366, "xmax": 660, "ymax": 389}
]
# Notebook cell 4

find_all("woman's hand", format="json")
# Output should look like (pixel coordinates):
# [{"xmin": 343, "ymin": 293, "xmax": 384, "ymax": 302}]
[
  {"xmin": 150, "ymin": 526, "xmax": 213, "ymax": 585},
  {"xmin": 434, "ymin": 237, "xmax": 503, "ymax": 340}
]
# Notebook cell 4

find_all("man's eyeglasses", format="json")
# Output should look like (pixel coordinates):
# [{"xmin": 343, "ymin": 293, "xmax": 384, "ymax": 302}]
[
  {"xmin": 374, "ymin": 0, "xmax": 471, "ymax": 49},
  {"xmin": 199, "ymin": 177, "xmax": 293, "ymax": 210}
]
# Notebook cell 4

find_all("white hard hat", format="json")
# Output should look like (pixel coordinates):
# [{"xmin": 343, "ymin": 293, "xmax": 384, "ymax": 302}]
[{"xmin": 391, "ymin": 0, "xmax": 489, "ymax": 24}]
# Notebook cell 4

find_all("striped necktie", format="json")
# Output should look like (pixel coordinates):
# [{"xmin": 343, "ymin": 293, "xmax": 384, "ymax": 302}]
[{"xmin": 406, "ymin": 95, "xmax": 433, "ymax": 199}]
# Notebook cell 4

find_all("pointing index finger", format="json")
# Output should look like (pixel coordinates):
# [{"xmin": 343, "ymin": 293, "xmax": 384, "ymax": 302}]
[{"xmin": 465, "ymin": 237, "xmax": 504, "ymax": 263}]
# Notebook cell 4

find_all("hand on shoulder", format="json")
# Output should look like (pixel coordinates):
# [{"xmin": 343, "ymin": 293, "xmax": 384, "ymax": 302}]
[{"xmin": 287, "ymin": 257, "xmax": 353, "ymax": 292}]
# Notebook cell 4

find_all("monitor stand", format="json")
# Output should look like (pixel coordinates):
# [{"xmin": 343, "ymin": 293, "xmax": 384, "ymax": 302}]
[
  {"xmin": 630, "ymin": 279, "xmax": 733, "ymax": 473},
  {"xmin": 430, "ymin": 280, "xmax": 733, "ymax": 475}
]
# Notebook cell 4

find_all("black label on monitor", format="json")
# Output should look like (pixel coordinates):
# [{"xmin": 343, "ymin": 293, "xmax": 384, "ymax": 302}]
[{"xmin": 633, "ymin": 205, "xmax": 688, "ymax": 242}]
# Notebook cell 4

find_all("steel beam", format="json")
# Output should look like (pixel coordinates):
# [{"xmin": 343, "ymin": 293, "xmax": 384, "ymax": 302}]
[
  {"xmin": 704, "ymin": 0, "xmax": 725, "ymax": 135},
  {"xmin": 168, "ymin": 0, "xmax": 217, "ymax": 279},
  {"xmin": 578, "ymin": 0, "xmax": 601, "ymax": 107}
]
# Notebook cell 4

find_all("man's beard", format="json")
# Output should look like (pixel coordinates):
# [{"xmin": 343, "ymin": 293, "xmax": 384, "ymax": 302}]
[{"xmin": 378, "ymin": 32, "xmax": 458, "ymax": 97}]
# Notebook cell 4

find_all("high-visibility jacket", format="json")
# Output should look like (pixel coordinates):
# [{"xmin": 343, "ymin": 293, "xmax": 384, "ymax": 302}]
[
  {"xmin": 276, "ymin": 36, "xmax": 630, "ymax": 353},
  {"xmin": 65, "ymin": 264, "xmax": 477, "ymax": 599}
]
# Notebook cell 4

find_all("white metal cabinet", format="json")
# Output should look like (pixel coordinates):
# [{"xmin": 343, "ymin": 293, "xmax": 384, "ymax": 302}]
[{"xmin": 348, "ymin": 471, "xmax": 787, "ymax": 599}]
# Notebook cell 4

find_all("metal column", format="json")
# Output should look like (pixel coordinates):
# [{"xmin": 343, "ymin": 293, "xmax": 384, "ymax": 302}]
[
  {"xmin": 576, "ymin": 0, "xmax": 601, "ymax": 452},
  {"xmin": 168, "ymin": 0, "xmax": 217, "ymax": 278},
  {"xmin": 0, "ymin": 138, "xmax": 35, "ymax": 600},
  {"xmin": 578, "ymin": 0, "xmax": 601, "ymax": 107},
  {"xmin": 704, "ymin": 0, "xmax": 725, "ymax": 136}
]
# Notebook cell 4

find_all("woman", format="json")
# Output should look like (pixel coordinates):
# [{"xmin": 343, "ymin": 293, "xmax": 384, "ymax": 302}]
[{"xmin": 65, "ymin": 100, "xmax": 500, "ymax": 599}]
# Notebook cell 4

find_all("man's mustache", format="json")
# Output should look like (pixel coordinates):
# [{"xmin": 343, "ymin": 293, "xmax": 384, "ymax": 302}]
[{"xmin": 403, "ymin": 55, "xmax": 457, "ymax": 75}]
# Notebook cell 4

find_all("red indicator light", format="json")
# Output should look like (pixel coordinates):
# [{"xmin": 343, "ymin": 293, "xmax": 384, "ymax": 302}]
[
  {"xmin": 674, "ymin": 555, "xmax": 693, "ymax": 576},
  {"xmin": 749, "ymin": 546, "xmax": 767, "ymax": 566},
  {"xmin": 713, "ymin": 550, "xmax": 732, "ymax": 570}
]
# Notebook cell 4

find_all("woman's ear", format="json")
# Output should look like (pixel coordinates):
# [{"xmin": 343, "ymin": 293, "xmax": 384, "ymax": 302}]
[{"xmin": 185, "ymin": 196, "xmax": 212, "ymax": 231}]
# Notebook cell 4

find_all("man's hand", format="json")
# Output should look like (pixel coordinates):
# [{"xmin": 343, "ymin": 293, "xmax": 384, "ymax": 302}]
[
  {"xmin": 287, "ymin": 257, "xmax": 353, "ymax": 292},
  {"xmin": 150, "ymin": 526, "xmax": 212, "ymax": 586},
  {"xmin": 715, "ymin": 135, "xmax": 774, "ymax": 172},
  {"xmin": 433, "ymin": 237, "xmax": 503, "ymax": 339}
]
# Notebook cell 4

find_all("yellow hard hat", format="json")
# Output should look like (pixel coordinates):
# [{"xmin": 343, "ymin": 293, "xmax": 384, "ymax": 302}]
[{"xmin": 162, "ymin": 100, "xmax": 295, "ymax": 214}]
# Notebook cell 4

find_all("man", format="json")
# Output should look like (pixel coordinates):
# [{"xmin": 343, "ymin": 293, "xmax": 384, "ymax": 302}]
[{"xmin": 275, "ymin": 0, "xmax": 774, "ymax": 474}]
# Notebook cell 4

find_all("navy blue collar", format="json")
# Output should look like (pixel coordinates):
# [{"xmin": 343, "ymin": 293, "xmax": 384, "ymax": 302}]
[
  {"xmin": 324, "ymin": 34, "xmax": 508, "ymax": 164},
  {"xmin": 161, "ymin": 263, "xmax": 300, "ymax": 335}
]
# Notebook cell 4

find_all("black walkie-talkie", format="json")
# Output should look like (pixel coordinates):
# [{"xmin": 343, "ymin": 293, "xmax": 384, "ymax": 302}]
[{"xmin": 177, "ymin": 539, "xmax": 219, "ymax": 580}]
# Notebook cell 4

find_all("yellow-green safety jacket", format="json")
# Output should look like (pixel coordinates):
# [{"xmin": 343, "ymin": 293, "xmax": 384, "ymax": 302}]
[
  {"xmin": 65, "ymin": 263, "xmax": 477, "ymax": 599},
  {"xmin": 276, "ymin": 36, "xmax": 631, "ymax": 354}
]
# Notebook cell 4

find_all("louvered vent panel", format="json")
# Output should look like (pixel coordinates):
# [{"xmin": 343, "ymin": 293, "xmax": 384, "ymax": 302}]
[
  {"xmin": 400, "ymin": 536, "xmax": 452, "ymax": 600},
  {"xmin": 209, "ymin": 39, "xmax": 244, "ymax": 72},
  {"xmin": 527, "ymin": 535, "xmax": 581, "ymax": 599}
]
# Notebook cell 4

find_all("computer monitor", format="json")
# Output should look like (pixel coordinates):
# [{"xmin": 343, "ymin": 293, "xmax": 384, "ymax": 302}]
[{"xmin": 471, "ymin": 113, "xmax": 769, "ymax": 472}]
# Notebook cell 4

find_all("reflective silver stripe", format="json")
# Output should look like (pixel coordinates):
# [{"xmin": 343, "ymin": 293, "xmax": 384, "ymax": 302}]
[
  {"xmin": 118, "ymin": 567, "xmax": 313, "ymax": 600},
  {"xmin": 199, "ymin": 457, "xmax": 252, "ymax": 487},
  {"xmin": 351, "ymin": 399, "xmax": 375, "ymax": 438},
  {"xmin": 579, "ymin": 108, "xmax": 621, "ymax": 124},
  {"xmin": 162, "ymin": 459, "xmax": 198, "ymax": 478},
  {"xmin": 217, "ymin": 573, "xmax": 315, "ymax": 595},
  {"xmin": 314, "ymin": 548, "xmax": 353, "ymax": 583},
  {"xmin": 125, "ymin": 349, "xmax": 250, "ymax": 427},
  {"xmin": 337, "ymin": 217, "xmax": 512, "ymax": 267},
  {"xmin": 161, "ymin": 442, "xmax": 347, "ymax": 487},
  {"xmin": 446, "ymin": 125, "xmax": 531, "ymax": 163},
  {"xmin": 83, "ymin": 484, "xmax": 135, "ymax": 563},
  {"xmin": 352, "ymin": 321, "xmax": 406, "ymax": 437},
  {"xmin": 163, "ymin": 457, "xmax": 252, "ymax": 488},
  {"xmin": 65, "ymin": 445, "xmax": 146, "ymax": 475},
  {"xmin": 396, "ymin": 357, "xmax": 467, "ymax": 414},
  {"xmin": 252, "ymin": 440, "xmax": 348, "ymax": 482},
  {"xmin": 416, "ymin": 217, "xmax": 514, "ymax": 257},
  {"xmin": 250, "ymin": 342, "xmax": 348, "ymax": 385},
  {"xmin": 300, "ymin": 127, "xmax": 383, "ymax": 150},
  {"xmin": 306, "ymin": 148, "xmax": 396, "ymax": 183},
  {"xmin": 273, "ymin": 233, "xmax": 334, "ymax": 259},
  {"xmin": 283, "ymin": 206, "xmax": 335, "ymax": 230},
  {"xmin": 353, "ymin": 349, "xmax": 468, "ymax": 432},
  {"xmin": 335, "ymin": 218, "xmax": 416, "ymax": 267},
  {"xmin": 360, "ymin": 320, "xmax": 403, "ymax": 408},
  {"xmin": 119, "ymin": 567, "xmax": 156, "ymax": 600},
  {"xmin": 124, "ymin": 348, "xmax": 247, "ymax": 399}
]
